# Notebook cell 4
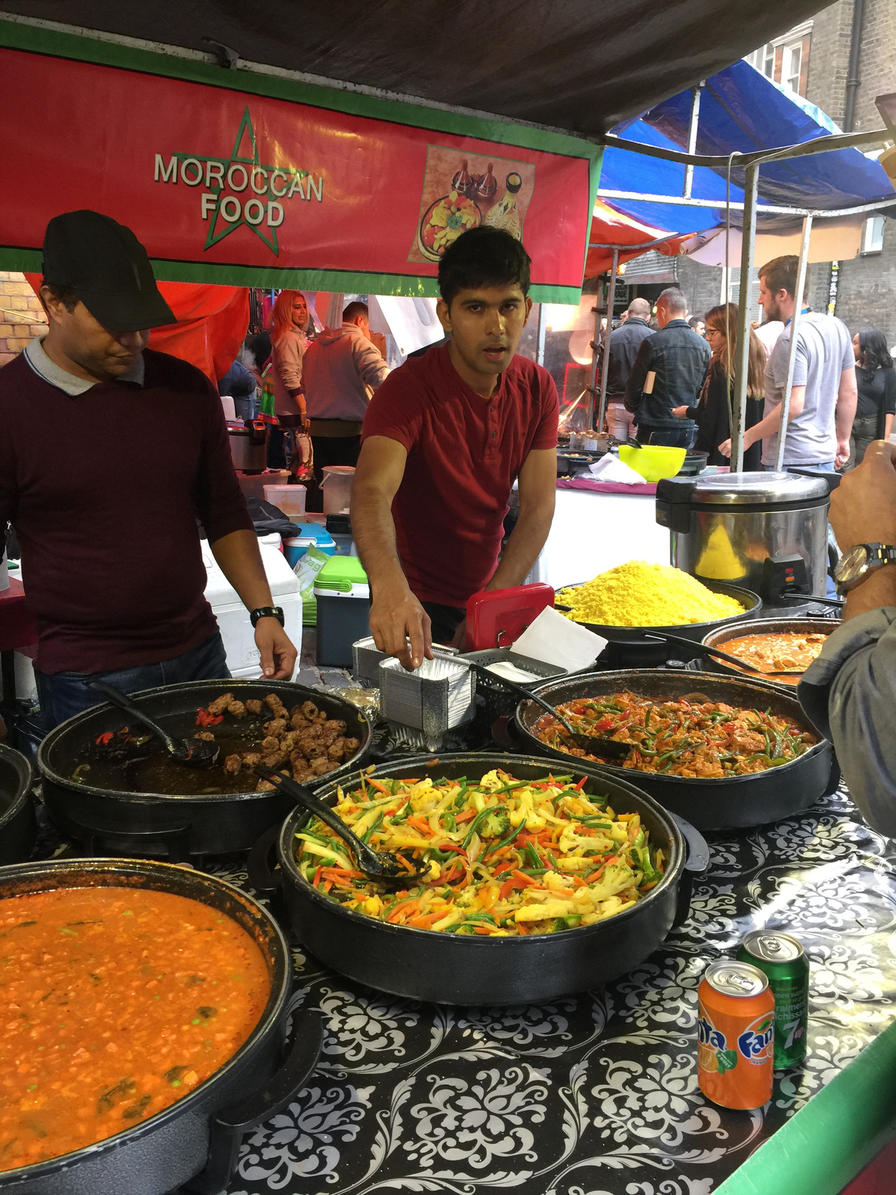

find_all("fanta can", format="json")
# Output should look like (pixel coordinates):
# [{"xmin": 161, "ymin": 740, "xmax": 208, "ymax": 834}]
[{"xmin": 697, "ymin": 960, "xmax": 775, "ymax": 1109}]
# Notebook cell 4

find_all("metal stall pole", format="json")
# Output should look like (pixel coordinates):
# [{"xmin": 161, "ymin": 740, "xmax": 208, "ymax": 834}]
[
  {"xmin": 593, "ymin": 248, "xmax": 619, "ymax": 434},
  {"xmin": 732, "ymin": 161, "xmax": 759, "ymax": 474},
  {"xmin": 774, "ymin": 214, "xmax": 813, "ymax": 472}
]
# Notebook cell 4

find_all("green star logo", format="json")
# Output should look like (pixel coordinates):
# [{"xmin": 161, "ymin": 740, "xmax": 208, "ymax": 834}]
[{"xmin": 173, "ymin": 107, "xmax": 302, "ymax": 255}]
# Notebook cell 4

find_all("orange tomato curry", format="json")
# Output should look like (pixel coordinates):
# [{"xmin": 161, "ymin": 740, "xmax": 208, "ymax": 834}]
[
  {"xmin": 0, "ymin": 886, "xmax": 270, "ymax": 1172},
  {"xmin": 720, "ymin": 630, "xmax": 829, "ymax": 686}
]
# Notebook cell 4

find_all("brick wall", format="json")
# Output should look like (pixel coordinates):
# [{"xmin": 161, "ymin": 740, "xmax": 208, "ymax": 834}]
[
  {"xmin": 0, "ymin": 272, "xmax": 46, "ymax": 366},
  {"xmin": 804, "ymin": 0, "xmax": 896, "ymax": 347}
]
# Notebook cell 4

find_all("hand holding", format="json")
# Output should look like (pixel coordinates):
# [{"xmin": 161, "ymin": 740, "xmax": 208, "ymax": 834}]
[
  {"xmin": 368, "ymin": 583, "xmax": 433, "ymax": 670},
  {"xmin": 255, "ymin": 620, "xmax": 299, "ymax": 680}
]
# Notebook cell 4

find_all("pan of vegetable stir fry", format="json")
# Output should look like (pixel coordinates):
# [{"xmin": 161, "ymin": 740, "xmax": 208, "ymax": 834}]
[
  {"xmin": 513, "ymin": 670, "xmax": 835, "ymax": 831},
  {"xmin": 255, "ymin": 754, "xmax": 706, "ymax": 1004}
]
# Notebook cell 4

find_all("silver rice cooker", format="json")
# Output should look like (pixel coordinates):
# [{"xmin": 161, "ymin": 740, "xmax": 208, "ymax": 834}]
[
  {"xmin": 655, "ymin": 472, "xmax": 832, "ymax": 607},
  {"xmin": 227, "ymin": 419, "xmax": 268, "ymax": 474}
]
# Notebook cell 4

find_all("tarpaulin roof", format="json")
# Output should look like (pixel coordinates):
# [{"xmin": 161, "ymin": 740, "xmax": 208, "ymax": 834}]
[
  {"xmin": 599, "ymin": 59, "xmax": 896, "ymax": 237},
  {"xmin": 0, "ymin": 1, "xmax": 837, "ymax": 138}
]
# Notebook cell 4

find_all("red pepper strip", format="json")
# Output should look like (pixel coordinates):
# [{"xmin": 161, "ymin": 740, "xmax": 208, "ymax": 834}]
[
  {"xmin": 95, "ymin": 731, "xmax": 115, "ymax": 746},
  {"xmin": 498, "ymin": 870, "xmax": 539, "ymax": 900},
  {"xmin": 195, "ymin": 708, "xmax": 224, "ymax": 727},
  {"xmin": 575, "ymin": 775, "xmax": 588, "ymax": 790}
]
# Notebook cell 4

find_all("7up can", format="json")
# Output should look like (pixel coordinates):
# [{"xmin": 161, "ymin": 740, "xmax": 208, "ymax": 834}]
[
  {"xmin": 697, "ymin": 960, "xmax": 774, "ymax": 1109},
  {"xmin": 737, "ymin": 930, "xmax": 809, "ymax": 1068}
]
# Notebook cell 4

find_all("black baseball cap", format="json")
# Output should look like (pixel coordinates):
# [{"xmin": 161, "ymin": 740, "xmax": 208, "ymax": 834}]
[{"xmin": 42, "ymin": 210, "xmax": 176, "ymax": 333}]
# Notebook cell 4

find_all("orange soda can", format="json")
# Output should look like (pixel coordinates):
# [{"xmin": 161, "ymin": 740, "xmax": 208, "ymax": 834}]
[{"xmin": 697, "ymin": 960, "xmax": 775, "ymax": 1109}]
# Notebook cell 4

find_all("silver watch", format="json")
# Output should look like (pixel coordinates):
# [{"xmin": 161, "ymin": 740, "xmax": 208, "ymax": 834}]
[{"xmin": 833, "ymin": 543, "xmax": 896, "ymax": 594}]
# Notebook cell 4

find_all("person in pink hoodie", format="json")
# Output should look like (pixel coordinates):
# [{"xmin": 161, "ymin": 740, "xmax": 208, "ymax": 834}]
[{"xmin": 301, "ymin": 301, "xmax": 390, "ymax": 508}]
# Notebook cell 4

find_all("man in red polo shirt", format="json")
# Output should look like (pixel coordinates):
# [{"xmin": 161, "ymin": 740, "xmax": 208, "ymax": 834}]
[{"xmin": 352, "ymin": 227, "xmax": 558, "ymax": 668}]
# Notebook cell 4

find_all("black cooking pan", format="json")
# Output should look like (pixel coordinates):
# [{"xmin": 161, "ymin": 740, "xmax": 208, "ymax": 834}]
[
  {"xmin": 0, "ymin": 857, "xmax": 322, "ymax": 1195},
  {"xmin": 250, "ymin": 752, "xmax": 708, "ymax": 1005},
  {"xmin": 558, "ymin": 580, "xmax": 761, "ymax": 642},
  {"xmin": 700, "ymin": 616, "xmax": 838, "ymax": 690},
  {"xmin": 0, "ymin": 742, "xmax": 35, "ymax": 865},
  {"xmin": 36, "ymin": 679, "xmax": 373, "ymax": 860},
  {"xmin": 513, "ymin": 670, "xmax": 835, "ymax": 832}
]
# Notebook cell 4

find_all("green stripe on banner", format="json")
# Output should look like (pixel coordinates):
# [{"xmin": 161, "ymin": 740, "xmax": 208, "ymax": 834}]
[{"xmin": 715, "ymin": 1019, "xmax": 896, "ymax": 1195}]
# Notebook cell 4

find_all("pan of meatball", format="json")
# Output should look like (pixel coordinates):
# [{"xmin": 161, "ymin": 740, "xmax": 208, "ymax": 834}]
[{"xmin": 36, "ymin": 680, "xmax": 373, "ymax": 860}]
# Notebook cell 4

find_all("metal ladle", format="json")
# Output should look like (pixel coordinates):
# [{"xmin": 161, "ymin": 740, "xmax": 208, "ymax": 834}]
[
  {"xmin": 256, "ymin": 765, "xmax": 430, "ymax": 885},
  {"xmin": 460, "ymin": 659, "xmax": 632, "ymax": 760},
  {"xmin": 87, "ymin": 679, "xmax": 221, "ymax": 767}
]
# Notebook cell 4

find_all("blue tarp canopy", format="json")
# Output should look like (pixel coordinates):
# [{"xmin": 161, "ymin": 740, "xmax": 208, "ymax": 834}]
[{"xmin": 599, "ymin": 59, "xmax": 895, "ymax": 237}]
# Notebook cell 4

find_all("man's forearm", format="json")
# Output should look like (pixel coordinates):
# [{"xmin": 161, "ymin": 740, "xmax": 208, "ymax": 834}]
[
  {"xmin": 487, "ymin": 500, "xmax": 555, "ymax": 591},
  {"xmin": 352, "ymin": 491, "xmax": 410, "ymax": 595},
  {"xmin": 209, "ymin": 529, "xmax": 273, "ymax": 611}
]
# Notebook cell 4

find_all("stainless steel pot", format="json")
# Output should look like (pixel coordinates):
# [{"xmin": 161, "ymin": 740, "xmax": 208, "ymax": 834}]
[
  {"xmin": 655, "ymin": 471, "xmax": 831, "ymax": 601},
  {"xmin": 227, "ymin": 420, "xmax": 269, "ymax": 473}
]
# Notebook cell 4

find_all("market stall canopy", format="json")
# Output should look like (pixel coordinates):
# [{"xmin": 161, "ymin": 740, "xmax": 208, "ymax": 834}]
[
  {"xmin": 597, "ymin": 59, "xmax": 896, "ymax": 264},
  {"xmin": 585, "ymin": 201, "xmax": 687, "ymax": 279},
  {"xmin": 0, "ymin": 1, "xmax": 835, "ymax": 136}
]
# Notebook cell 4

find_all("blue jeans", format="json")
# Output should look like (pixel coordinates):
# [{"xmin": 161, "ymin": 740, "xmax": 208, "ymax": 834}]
[{"xmin": 35, "ymin": 633, "xmax": 230, "ymax": 733}]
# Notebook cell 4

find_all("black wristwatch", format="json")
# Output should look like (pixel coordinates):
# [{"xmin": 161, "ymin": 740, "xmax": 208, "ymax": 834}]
[
  {"xmin": 249, "ymin": 605, "xmax": 285, "ymax": 627},
  {"xmin": 833, "ymin": 544, "xmax": 896, "ymax": 594}
]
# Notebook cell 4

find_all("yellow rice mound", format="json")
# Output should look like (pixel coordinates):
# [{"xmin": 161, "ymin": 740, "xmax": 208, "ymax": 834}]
[{"xmin": 557, "ymin": 561, "xmax": 745, "ymax": 627}]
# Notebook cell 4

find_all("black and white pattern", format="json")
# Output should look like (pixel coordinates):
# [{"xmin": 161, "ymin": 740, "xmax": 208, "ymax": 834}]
[{"xmin": 207, "ymin": 782, "xmax": 896, "ymax": 1195}]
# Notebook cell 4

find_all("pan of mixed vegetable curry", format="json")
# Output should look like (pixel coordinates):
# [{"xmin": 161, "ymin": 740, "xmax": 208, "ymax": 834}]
[
  {"xmin": 36, "ymin": 679, "xmax": 374, "ymax": 859},
  {"xmin": 251, "ymin": 753, "xmax": 708, "ymax": 1005},
  {"xmin": 512, "ymin": 670, "xmax": 835, "ymax": 831},
  {"xmin": 0, "ymin": 857, "xmax": 322, "ymax": 1195}
]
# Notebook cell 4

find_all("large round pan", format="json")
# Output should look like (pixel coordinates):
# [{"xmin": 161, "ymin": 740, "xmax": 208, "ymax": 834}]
[
  {"xmin": 558, "ymin": 580, "xmax": 762, "ymax": 645},
  {"xmin": 0, "ymin": 742, "xmax": 35, "ymax": 865},
  {"xmin": 37, "ymin": 679, "xmax": 373, "ymax": 860},
  {"xmin": 513, "ymin": 670, "xmax": 834, "ymax": 832},
  {"xmin": 251, "ymin": 753, "xmax": 708, "ymax": 1005},
  {"xmin": 701, "ymin": 616, "xmax": 839, "ymax": 689},
  {"xmin": 0, "ymin": 857, "xmax": 321, "ymax": 1195}
]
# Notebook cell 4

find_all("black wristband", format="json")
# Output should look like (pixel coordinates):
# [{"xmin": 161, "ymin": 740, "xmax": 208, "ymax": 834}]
[{"xmin": 250, "ymin": 605, "xmax": 284, "ymax": 627}]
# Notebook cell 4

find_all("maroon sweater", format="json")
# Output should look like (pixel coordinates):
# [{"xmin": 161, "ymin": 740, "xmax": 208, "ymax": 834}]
[{"xmin": 0, "ymin": 348, "xmax": 252, "ymax": 674}]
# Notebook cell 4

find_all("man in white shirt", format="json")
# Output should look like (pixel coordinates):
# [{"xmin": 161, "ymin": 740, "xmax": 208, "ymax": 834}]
[{"xmin": 720, "ymin": 256, "xmax": 856, "ymax": 469}]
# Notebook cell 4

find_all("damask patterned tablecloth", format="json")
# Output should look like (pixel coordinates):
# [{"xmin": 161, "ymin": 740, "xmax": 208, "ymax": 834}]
[{"xmin": 209, "ymin": 781, "xmax": 896, "ymax": 1195}]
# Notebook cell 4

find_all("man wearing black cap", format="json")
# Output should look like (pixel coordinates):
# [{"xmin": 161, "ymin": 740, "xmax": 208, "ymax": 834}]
[{"xmin": 0, "ymin": 210, "xmax": 297, "ymax": 729}]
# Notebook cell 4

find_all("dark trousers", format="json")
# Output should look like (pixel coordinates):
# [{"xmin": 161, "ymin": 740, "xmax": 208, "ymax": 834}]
[
  {"xmin": 422, "ymin": 601, "xmax": 466, "ymax": 648},
  {"xmin": 637, "ymin": 424, "xmax": 695, "ymax": 448},
  {"xmin": 35, "ymin": 633, "xmax": 230, "ymax": 733}
]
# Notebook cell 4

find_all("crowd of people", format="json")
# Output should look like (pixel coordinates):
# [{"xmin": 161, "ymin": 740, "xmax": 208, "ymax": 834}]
[{"xmin": 602, "ymin": 256, "xmax": 894, "ymax": 475}]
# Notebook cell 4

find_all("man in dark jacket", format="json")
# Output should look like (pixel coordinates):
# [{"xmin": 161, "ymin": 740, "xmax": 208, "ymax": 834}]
[
  {"xmin": 625, "ymin": 287, "xmax": 710, "ymax": 447},
  {"xmin": 604, "ymin": 297, "xmax": 652, "ymax": 441}
]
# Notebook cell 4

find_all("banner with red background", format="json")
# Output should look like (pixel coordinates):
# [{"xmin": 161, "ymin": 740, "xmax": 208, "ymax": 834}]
[{"xmin": 0, "ymin": 28, "xmax": 601, "ymax": 302}]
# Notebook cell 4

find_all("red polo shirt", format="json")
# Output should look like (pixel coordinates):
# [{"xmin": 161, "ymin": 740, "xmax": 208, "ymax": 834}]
[{"xmin": 362, "ymin": 342, "xmax": 558, "ymax": 607}]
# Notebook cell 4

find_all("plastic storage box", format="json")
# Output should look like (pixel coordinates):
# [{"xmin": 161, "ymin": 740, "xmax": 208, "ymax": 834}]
[
  {"xmin": 202, "ymin": 533, "xmax": 301, "ymax": 677},
  {"xmin": 314, "ymin": 555, "xmax": 371, "ymax": 667},
  {"xmin": 283, "ymin": 525, "xmax": 337, "ymax": 568},
  {"xmin": 262, "ymin": 483, "xmax": 307, "ymax": 517}
]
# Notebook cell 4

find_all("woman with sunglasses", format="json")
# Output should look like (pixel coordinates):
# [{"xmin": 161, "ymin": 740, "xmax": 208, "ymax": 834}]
[{"xmin": 696, "ymin": 303, "xmax": 766, "ymax": 470}]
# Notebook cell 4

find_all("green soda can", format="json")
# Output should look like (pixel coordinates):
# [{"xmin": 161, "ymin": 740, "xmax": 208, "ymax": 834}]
[{"xmin": 737, "ymin": 930, "xmax": 809, "ymax": 1068}]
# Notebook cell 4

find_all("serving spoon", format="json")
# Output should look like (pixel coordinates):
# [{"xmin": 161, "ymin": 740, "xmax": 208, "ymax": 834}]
[
  {"xmin": 87, "ymin": 679, "xmax": 221, "ymax": 767},
  {"xmin": 642, "ymin": 631, "xmax": 806, "ymax": 677},
  {"xmin": 459, "ymin": 659, "xmax": 632, "ymax": 760},
  {"xmin": 255, "ymin": 765, "xmax": 430, "ymax": 885}
]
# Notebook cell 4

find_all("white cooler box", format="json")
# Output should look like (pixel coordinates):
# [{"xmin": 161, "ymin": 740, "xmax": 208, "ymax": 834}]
[{"xmin": 202, "ymin": 533, "xmax": 301, "ymax": 679}]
